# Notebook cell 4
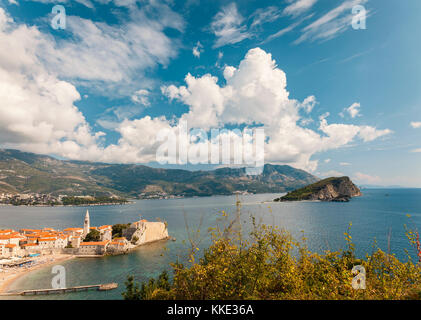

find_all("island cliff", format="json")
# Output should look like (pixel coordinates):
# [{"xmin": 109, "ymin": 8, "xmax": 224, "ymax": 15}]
[{"xmin": 274, "ymin": 176, "xmax": 362, "ymax": 202}]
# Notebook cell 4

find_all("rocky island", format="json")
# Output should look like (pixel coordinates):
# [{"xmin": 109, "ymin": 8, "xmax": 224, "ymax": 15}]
[{"xmin": 274, "ymin": 176, "xmax": 362, "ymax": 202}]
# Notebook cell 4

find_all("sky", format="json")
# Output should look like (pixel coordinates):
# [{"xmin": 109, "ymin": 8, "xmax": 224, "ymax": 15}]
[{"xmin": 0, "ymin": 0, "xmax": 420, "ymax": 187}]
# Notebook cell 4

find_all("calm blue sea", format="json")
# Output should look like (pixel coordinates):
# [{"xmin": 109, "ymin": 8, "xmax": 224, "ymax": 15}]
[{"xmin": 1, "ymin": 189, "xmax": 420, "ymax": 300}]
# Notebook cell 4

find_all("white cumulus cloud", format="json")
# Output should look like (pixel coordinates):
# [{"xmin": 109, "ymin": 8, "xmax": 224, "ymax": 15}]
[
  {"xmin": 0, "ymin": 8, "xmax": 103, "ymax": 159},
  {"xmin": 0, "ymin": 7, "xmax": 392, "ymax": 171},
  {"xmin": 410, "ymin": 121, "xmax": 421, "ymax": 129},
  {"xmin": 160, "ymin": 48, "xmax": 391, "ymax": 171},
  {"xmin": 340, "ymin": 102, "xmax": 361, "ymax": 118}
]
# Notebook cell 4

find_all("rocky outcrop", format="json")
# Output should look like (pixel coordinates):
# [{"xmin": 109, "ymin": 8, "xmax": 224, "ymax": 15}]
[
  {"xmin": 274, "ymin": 177, "xmax": 362, "ymax": 202},
  {"xmin": 123, "ymin": 220, "xmax": 169, "ymax": 246}
]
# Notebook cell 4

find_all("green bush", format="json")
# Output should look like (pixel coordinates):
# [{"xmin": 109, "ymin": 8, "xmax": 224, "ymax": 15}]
[
  {"xmin": 61, "ymin": 196, "xmax": 128, "ymax": 206},
  {"xmin": 131, "ymin": 236, "xmax": 139, "ymax": 245},
  {"xmin": 124, "ymin": 215, "xmax": 421, "ymax": 300},
  {"xmin": 84, "ymin": 229, "xmax": 101, "ymax": 242},
  {"xmin": 112, "ymin": 223, "xmax": 131, "ymax": 238}
]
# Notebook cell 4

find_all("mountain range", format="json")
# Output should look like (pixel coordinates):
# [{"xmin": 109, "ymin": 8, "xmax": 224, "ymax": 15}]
[{"xmin": 0, "ymin": 149, "xmax": 319, "ymax": 198}]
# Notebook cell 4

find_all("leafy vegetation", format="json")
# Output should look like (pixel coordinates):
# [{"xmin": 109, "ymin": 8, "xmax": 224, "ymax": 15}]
[
  {"xmin": 275, "ymin": 176, "xmax": 358, "ymax": 202},
  {"xmin": 7, "ymin": 197, "xmax": 58, "ymax": 206},
  {"xmin": 131, "ymin": 236, "xmax": 139, "ymax": 245},
  {"xmin": 84, "ymin": 229, "xmax": 101, "ymax": 242},
  {"xmin": 122, "ymin": 276, "xmax": 142, "ymax": 300},
  {"xmin": 61, "ymin": 196, "xmax": 128, "ymax": 206},
  {"xmin": 123, "ymin": 272, "xmax": 171, "ymax": 300},
  {"xmin": 112, "ymin": 223, "xmax": 131, "ymax": 238},
  {"xmin": 124, "ymin": 212, "xmax": 421, "ymax": 300}
]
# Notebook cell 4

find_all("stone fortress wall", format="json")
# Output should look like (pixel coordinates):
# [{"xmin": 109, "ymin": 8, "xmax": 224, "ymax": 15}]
[{"xmin": 123, "ymin": 220, "xmax": 169, "ymax": 246}]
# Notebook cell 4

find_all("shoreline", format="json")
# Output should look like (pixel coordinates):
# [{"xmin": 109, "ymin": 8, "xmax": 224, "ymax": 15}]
[
  {"xmin": 0, "ymin": 238, "xmax": 172, "ymax": 295},
  {"xmin": 0, "ymin": 202, "xmax": 133, "ymax": 208},
  {"xmin": 0, "ymin": 254, "xmax": 75, "ymax": 295}
]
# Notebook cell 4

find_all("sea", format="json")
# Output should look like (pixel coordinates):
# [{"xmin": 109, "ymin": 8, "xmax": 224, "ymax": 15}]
[{"xmin": 0, "ymin": 188, "xmax": 420, "ymax": 300}]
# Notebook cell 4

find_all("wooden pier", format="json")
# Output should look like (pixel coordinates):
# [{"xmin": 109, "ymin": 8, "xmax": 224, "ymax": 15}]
[{"xmin": 1, "ymin": 283, "xmax": 118, "ymax": 296}]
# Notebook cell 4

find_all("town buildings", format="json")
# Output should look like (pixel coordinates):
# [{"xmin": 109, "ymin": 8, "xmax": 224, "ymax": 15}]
[{"xmin": 0, "ymin": 210, "xmax": 169, "ymax": 259}]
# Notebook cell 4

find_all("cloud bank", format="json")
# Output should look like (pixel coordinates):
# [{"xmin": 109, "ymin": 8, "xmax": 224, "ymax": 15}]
[
  {"xmin": 160, "ymin": 48, "xmax": 390, "ymax": 171},
  {"xmin": 0, "ymin": 6, "xmax": 391, "ymax": 172}
]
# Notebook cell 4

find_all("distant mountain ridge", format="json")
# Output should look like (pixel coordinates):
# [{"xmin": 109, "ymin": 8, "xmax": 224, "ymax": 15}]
[{"xmin": 0, "ymin": 149, "xmax": 319, "ymax": 198}]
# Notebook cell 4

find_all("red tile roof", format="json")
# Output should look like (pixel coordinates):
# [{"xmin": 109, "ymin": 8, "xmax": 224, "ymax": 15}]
[{"xmin": 80, "ymin": 241, "xmax": 109, "ymax": 246}]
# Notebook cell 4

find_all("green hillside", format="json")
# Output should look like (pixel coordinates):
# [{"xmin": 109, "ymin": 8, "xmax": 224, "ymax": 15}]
[
  {"xmin": 274, "ymin": 176, "xmax": 361, "ymax": 202},
  {"xmin": 0, "ymin": 149, "xmax": 319, "ymax": 198}
]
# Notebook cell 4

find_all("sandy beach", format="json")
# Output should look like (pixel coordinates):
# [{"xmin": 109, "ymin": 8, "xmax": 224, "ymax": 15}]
[{"xmin": 0, "ymin": 254, "xmax": 75, "ymax": 295}]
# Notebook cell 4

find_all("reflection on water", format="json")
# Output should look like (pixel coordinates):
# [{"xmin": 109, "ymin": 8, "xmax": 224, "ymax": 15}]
[{"xmin": 1, "ymin": 189, "xmax": 421, "ymax": 299}]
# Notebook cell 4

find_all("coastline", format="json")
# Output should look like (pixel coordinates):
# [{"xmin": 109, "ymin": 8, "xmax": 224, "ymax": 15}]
[
  {"xmin": 0, "ymin": 202, "xmax": 133, "ymax": 208},
  {"xmin": 0, "ymin": 238, "xmax": 173, "ymax": 295},
  {"xmin": 0, "ymin": 254, "xmax": 75, "ymax": 295}
]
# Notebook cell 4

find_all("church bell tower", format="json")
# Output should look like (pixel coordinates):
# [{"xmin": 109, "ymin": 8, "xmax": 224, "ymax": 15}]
[{"xmin": 83, "ymin": 209, "xmax": 90, "ymax": 238}]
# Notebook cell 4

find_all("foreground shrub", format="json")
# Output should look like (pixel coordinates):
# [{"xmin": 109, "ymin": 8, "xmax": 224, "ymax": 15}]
[{"xmin": 124, "ymin": 216, "xmax": 421, "ymax": 300}]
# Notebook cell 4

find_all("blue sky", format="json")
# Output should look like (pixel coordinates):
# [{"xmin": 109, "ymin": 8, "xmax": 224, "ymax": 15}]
[{"xmin": 0, "ymin": 0, "xmax": 420, "ymax": 187}]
